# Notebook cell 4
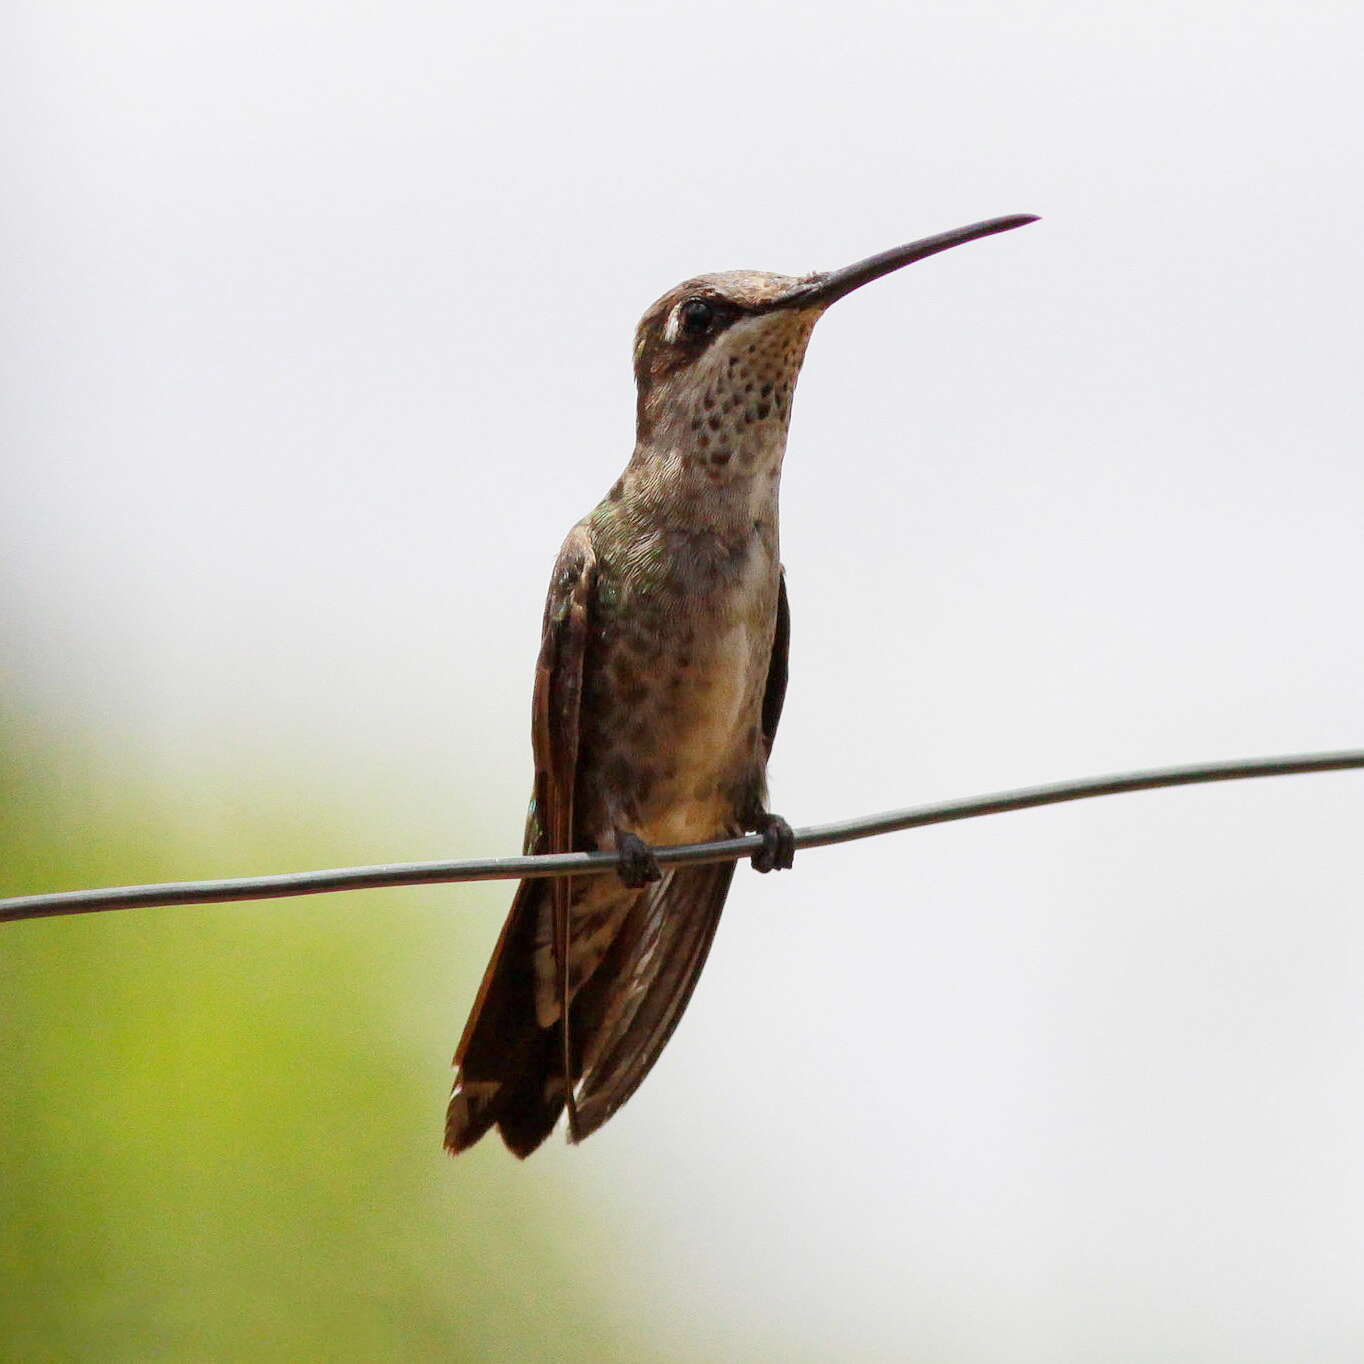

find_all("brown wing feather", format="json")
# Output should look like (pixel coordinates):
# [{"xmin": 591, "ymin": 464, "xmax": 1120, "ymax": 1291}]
[
  {"xmin": 445, "ymin": 526, "xmax": 595, "ymax": 1157},
  {"xmin": 572, "ymin": 860, "xmax": 737, "ymax": 1140},
  {"xmin": 761, "ymin": 569, "xmax": 790, "ymax": 755},
  {"xmin": 533, "ymin": 528, "xmax": 595, "ymax": 1140}
]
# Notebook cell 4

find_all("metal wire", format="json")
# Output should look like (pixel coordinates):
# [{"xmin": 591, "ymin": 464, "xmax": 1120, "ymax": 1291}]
[{"xmin": 2, "ymin": 748, "xmax": 1361, "ymax": 925}]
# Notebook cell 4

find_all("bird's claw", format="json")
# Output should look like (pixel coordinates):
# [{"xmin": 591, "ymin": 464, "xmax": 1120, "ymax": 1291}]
[
  {"xmin": 751, "ymin": 814, "xmax": 795, "ymax": 874},
  {"xmin": 615, "ymin": 831, "xmax": 663, "ymax": 889}
]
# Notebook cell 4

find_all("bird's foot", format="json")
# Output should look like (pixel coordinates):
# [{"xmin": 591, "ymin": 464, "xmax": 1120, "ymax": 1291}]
[
  {"xmin": 615, "ymin": 830, "xmax": 663, "ymax": 889},
  {"xmin": 750, "ymin": 813, "xmax": 796, "ymax": 874}
]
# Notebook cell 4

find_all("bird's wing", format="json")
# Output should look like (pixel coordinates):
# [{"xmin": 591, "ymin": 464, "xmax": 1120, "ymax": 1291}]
[
  {"xmin": 760, "ymin": 568, "xmax": 790, "ymax": 755},
  {"xmin": 528, "ymin": 524, "xmax": 597, "ymax": 1138},
  {"xmin": 523, "ymin": 523, "xmax": 594, "ymax": 1140},
  {"xmin": 571, "ymin": 859, "xmax": 736, "ymax": 1140},
  {"xmin": 447, "ymin": 525, "xmax": 595, "ymax": 1153},
  {"xmin": 529, "ymin": 522, "xmax": 597, "ymax": 861}
]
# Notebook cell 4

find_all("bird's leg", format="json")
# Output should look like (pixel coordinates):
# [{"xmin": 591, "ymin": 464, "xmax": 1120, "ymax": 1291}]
[
  {"xmin": 614, "ymin": 829, "xmax": 663, "ymax": 889},
  {"xmin": 747, "ymin": 808, "xmax": 796, "ymax": 874}
]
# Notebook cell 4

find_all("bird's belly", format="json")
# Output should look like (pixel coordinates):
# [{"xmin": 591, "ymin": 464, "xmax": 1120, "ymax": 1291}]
[
  {"xmin": 584, "ymin": 606, "xmax": 772, "ymax": 848},
  {"xmin": 644, "ymin": 618, "xmax": 770, "ymax": 835}
]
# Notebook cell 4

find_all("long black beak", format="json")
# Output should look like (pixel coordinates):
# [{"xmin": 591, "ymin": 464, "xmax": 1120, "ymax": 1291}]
[{"xmin": 776, "ymin": 214, "xmax": 1038, "ymax": 310}]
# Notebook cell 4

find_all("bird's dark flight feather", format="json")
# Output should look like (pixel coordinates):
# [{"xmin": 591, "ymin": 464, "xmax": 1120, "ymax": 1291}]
[
  {"xmin": 762, "ymin": 573, "xmax": 790, "ymax": 755},
  {"xmin": 573, "ymin": 858, "xmax": 736, "ymax": 1139}
]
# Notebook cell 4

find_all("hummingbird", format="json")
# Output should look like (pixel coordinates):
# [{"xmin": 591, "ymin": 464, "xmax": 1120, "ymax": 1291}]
[{"xmin": 445, "ymin": 214, "xmax": 1037, "ymax": 1157}]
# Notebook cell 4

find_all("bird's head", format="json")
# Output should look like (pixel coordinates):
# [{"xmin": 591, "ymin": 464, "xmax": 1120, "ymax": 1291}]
[{"xmin": 630, "ymin": 215, "xmax": 1037, "ymax": 483}]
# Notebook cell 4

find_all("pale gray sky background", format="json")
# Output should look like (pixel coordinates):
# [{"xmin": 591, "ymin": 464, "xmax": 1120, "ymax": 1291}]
[{"xmin": 5, "ymin": 1, "xmax": 1363, "ymax": 1359}]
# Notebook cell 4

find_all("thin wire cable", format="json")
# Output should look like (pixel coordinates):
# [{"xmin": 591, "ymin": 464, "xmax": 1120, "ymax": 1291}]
[{"xmin": 2, "ymin": 748, "xmax": 1361, "ymax": 925}]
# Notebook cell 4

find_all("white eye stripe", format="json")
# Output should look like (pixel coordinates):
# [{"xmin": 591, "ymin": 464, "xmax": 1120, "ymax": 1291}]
[{"xmin": 663, "ymin": 305, "xmax": 683, "ymax": 344}]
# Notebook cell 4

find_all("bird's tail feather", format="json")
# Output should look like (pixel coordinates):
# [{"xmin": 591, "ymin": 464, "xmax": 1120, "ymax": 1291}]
[
  {"xmin": 444, "ymin": 878, "xmax": 565, "ymax": 1158},
  {"xmin": 446, "ymin": 859, "xmax": 736, "ymax": 1157}
]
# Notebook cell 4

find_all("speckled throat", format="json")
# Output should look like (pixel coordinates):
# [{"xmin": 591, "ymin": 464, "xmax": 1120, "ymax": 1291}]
[{"xmin": 625, "ymin": 292, "xmax": 818, "ymax": 532}]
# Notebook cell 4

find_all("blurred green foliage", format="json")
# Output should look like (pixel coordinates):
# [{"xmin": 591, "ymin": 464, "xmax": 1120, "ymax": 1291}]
[{"xmin": 0, "ymin": 706, "xmax": 640, "ymax": 1362}]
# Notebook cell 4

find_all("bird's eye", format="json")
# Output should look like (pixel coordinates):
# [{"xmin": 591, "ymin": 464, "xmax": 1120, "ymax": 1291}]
[{"xmin": 679, "ymin": 299, "xmax": 715, "ymax": 337}]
